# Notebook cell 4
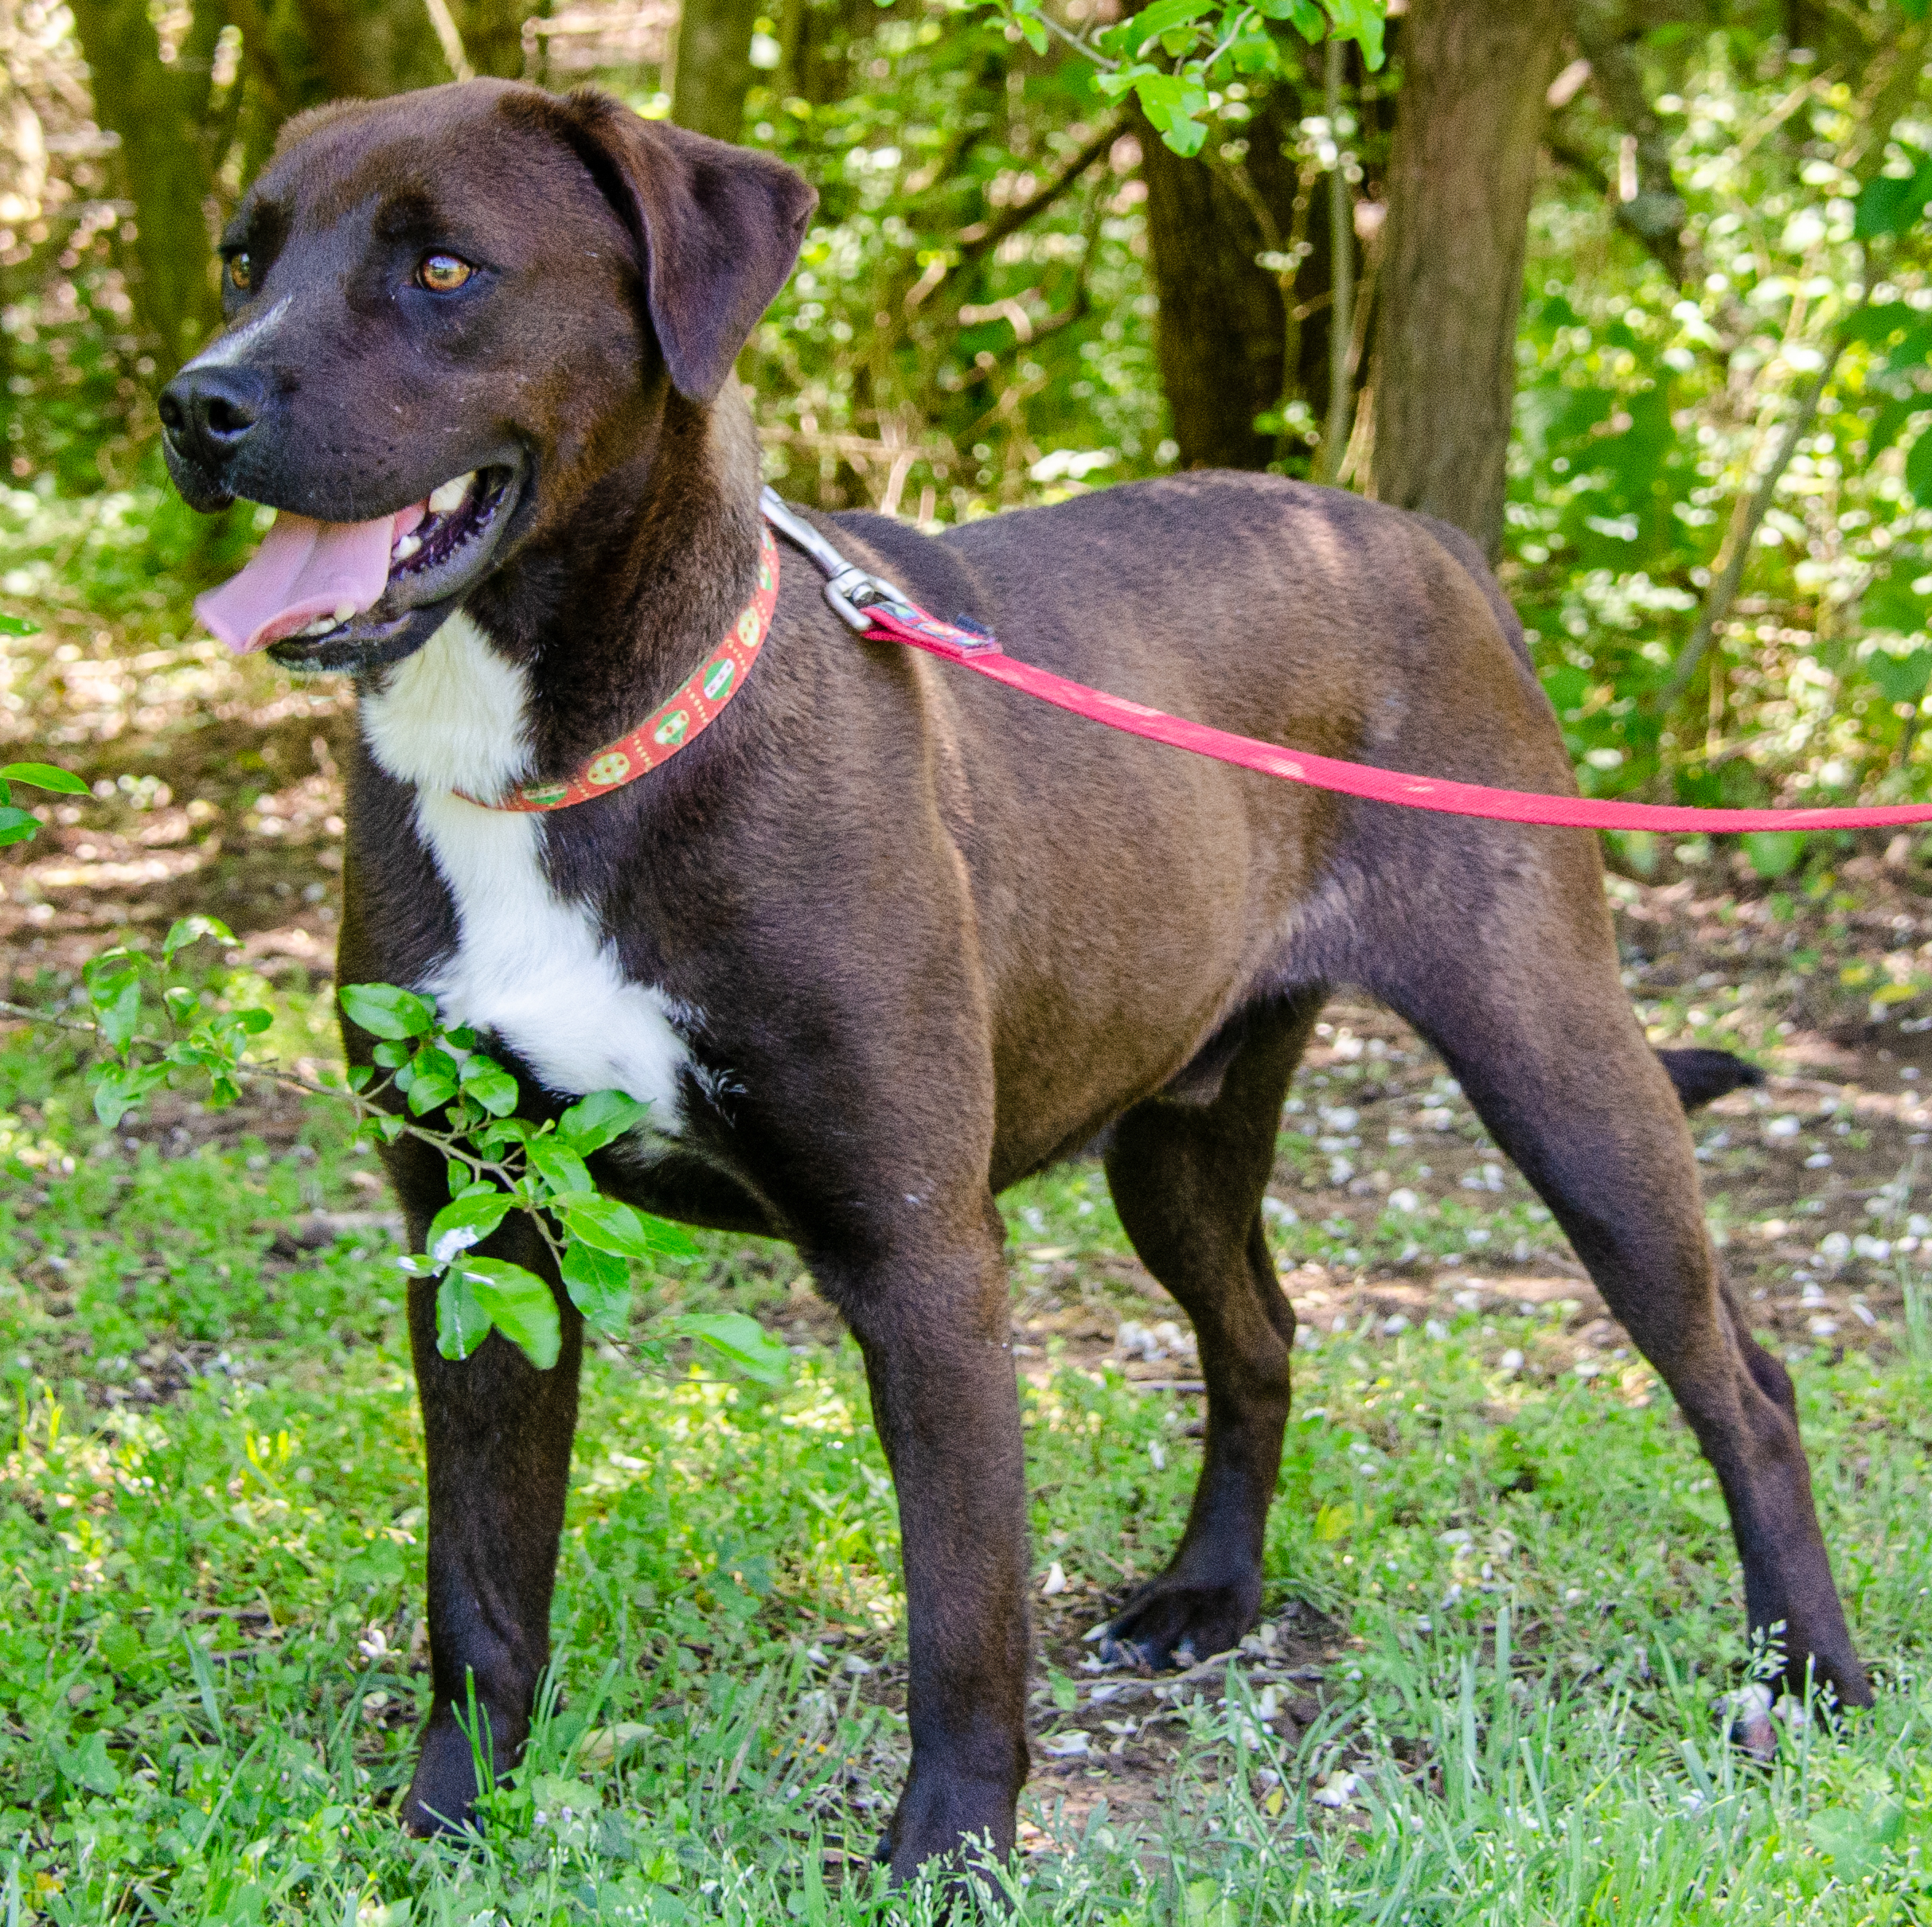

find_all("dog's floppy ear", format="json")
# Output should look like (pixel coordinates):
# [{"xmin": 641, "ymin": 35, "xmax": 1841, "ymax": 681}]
[{"xmin": 560, "ymin": 92, "xmax": 817, "ymax": 404}]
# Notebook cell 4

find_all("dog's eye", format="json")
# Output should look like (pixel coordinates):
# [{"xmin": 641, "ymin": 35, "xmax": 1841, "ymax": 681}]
[
  {"xmin": 226, "ymin": 252, "xmax": 252, "ymax": 292},
  {"xmin": 417, "ymin": 254, "xmax": 474, "ymax": 293}
]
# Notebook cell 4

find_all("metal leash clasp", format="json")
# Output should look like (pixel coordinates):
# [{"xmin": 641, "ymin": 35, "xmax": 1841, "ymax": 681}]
[
  {"xmin": 822, "ymin": 564, "xmax": 915, "ymax": 635},
  {"xmin": 757, "ymin": 486, "xmax": 906, "ymax": 634},
  {"xmin": 759, "ymin": 485, "xmax": 998, "ymax": 654}
]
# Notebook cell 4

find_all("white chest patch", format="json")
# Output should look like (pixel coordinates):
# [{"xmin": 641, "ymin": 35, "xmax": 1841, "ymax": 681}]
[{"xmin": 359, "ymin": 613, "xmax": 694, "ymax": 1131}]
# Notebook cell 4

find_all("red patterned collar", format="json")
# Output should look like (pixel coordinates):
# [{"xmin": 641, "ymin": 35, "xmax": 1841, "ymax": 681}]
[{"xmin": 469, "ymin": 522, "xmax": 779, "ymax": 812}]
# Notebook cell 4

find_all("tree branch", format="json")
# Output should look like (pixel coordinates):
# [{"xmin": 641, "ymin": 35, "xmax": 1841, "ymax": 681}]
[
  {"xmin": 1558, "ymin": 1, "xmax": 1688, "ymax": 281},
  {"xmin": 954, "ymin": 115, "xmax": 1127, "ymax": 260},
  {"xmin": 0, "ymin": 996, "xmax": 552, "ymax": 1258},
  {"xmin": 1320, "ymin": 34, "xmax": 1356, "ymax": 485},
  {"xmin": 1653, "ymin": 340, "xmax": 1846, "ymax": 712},
  {"xmin": 1544, "ymin": 127, "xmax": 1685, "ymax": 281}
]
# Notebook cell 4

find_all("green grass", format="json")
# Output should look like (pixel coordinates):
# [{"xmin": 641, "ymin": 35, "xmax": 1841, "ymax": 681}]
[{"xmin": 2, "ymin": 1012, "xmax": 1931, "ymax": 1924}]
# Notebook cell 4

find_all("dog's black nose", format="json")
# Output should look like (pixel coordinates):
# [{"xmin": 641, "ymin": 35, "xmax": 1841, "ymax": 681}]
[{"xmin": 158, "ymin": 365, "xmax": 267, "ymax": 471}]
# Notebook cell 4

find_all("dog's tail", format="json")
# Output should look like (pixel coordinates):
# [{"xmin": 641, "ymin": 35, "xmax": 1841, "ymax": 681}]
[{"xmin": 1656, "ymin": 1046, "xmax": 1764, "ymax": 1113}]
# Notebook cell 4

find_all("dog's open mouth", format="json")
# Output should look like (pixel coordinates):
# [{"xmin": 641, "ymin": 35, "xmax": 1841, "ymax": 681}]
[{"xmin": 194, "ymin": 463, "xmax": 522, "ymax": 673}]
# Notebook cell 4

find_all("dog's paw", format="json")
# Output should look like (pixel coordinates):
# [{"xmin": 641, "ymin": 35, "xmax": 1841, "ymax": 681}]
[
  {"xmin": 1090, "ymin": 1578, "xmax": 1258, "ymax": 1673},
  {"xmin": 1727, "ymin": 1683, "xmax": 1778, "ymax": 1764},
  {"xmin": 400, "ymin": 1712, "xmax": 514, "ymax": 1838},
  {"xmin": 874, "ymin": 1764, "xmax": 1019, "ymax": 1889}
]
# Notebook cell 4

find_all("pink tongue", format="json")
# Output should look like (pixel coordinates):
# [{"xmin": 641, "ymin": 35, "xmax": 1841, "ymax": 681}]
[{"xmin": 195, "ymin": 502, "xmax": 428, "ymax": 654}]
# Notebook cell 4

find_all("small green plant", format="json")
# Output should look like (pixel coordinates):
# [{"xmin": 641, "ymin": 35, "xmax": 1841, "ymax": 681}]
[
  {"xmin": 38, "ymin": 919, "xmax": 787, "ymax": 1386},
  {"xmin": 0, "ymin": 755, "xmax": 88, "ymax": 846}
]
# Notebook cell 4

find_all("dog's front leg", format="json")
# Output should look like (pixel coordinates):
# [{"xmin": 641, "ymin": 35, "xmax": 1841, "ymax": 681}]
[
  {"xmin": 820, "ymin": 1219, "xmax": 1031, "ymax": 1883},
  {"xmin": 395, "ymin": 1179, "xmax": 584, "ymax": 1836}
]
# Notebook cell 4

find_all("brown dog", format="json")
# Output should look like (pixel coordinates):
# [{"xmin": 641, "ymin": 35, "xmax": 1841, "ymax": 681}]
[{"xmin": 158, "ymin": 80, "xmax": 1870, "ymax": 1877}]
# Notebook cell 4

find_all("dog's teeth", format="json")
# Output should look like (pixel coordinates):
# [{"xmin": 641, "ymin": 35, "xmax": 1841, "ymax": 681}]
[
  {"xmin": 427, "ymin": 471, "xmax": 474, "ymax": 515},
  {"xmin": 392, "ymin": 533, "xmax": 422, "ymax": 562},
  {"xmin": 334, "ymin": 601, "xmax": 357, "ymax": 623}
]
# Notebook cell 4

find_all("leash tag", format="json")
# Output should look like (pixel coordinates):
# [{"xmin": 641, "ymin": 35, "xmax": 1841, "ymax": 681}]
[
  {"xmin": 823, "ymin": 568, "xmax": 1003, "ymax": 660},
  {"xmin": 869, "ymin": 603, "xmax": 1002, "ymax": 660}
]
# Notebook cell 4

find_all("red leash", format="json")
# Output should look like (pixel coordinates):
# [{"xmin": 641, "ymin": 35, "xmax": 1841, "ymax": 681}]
[{"xmin": 764, "ymin": 490, "xmax": 1932, "ymax": 837}]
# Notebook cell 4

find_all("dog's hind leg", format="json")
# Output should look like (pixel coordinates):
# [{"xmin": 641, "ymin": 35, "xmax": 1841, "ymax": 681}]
[
  {"xmin": 1095, "ymin": 990, "xmax": 1325, "ymax": 1668},
  {"xmin": 1376, "ymin": 891, "xmax": 1871, "ymax": 1713}
]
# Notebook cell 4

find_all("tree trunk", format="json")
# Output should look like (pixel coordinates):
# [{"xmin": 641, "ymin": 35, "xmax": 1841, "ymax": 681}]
[
  {"xmin": 783, "ymin": 0, "xmax": 876, "ymax": 109},
  {"xmin": 1136, "ymin": 87, "xmax": 1341, "ymax": 472},
  {"xmin": 1368, "ymin": 0, "xmax": 1564, "ymax": 558},
  {"xmin": 458, "ymin": 0, "xmax": 532, "ymax": 80},
  {"xmin": 672, "ymin": 0, "xmax": 763, "ymax": 142},
  {"xmin": 68, "ymin": 0, "xmax": 225, "ymax": 370},
  {"xmin": 288, "ymin": 0, "xmax": 447, "ymax": 102}
]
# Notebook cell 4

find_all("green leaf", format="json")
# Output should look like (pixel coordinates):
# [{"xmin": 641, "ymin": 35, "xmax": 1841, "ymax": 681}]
[
  {"xmin": 1322, "ymin": 0, "xmax": 1385, "ymax": 68},
  {"xmin": 97, "ymin": 977, "xmax": 142, "ymax": 1053},
  {"xmin": 1806, "ymin": 1801, "xmax": 1904, "ymax": 1878},
  {"xmin": 1134, "ymin": 71, "xmax": 1209, "ymax": 155},
  {"xmin": 84, "ymin": 946, "xmax": 142, "ymax": 997},
  {"xmin": 161, "ymin": 914, "xmax": 236, "ymax": 962},
  {"xmin": 185, "ymin": 1632, "xmax": 225, "ymax": 1746},
  {"xmin": 1262, "ymin": 0, "xmax": 1325, "ymax": 33},
  {"xmin": 1740, "ymin": 831, "xmax": 1807, "ymax": 880},
  {"xmin": 459, "ymin": 1258, "xmax": 562, "ymax": 1370},
  {"xmin": 559, "ymin": 1192, "xmax": 697, "ymax": 1259},
  {"xmin": 93, "ymin": 1067, "xmax": 136, "ymax": 1128},
  {"xmin": 406, "ymin": 1072, "xmax": 459, "ymax": 1115},
  {"xmin": 1313, "ymin": 1501, "xmax": 1355, "ymax": 1541},
  {"xmin": 0, "ymin": 806, "xmax": 37, "ymax": 845},
  {"xmin": 662, "ymin": 1312, "xmax": 790, "ymax": 1386},
  {"xmin": 437, "ymin": 1272, "xmax": 493, "ymax": 1359},
  {"xmin": 425, "ymin": 1190, "xmax": 515, "ymax": 1265},
  {"xmin": 1907, "ymin": 428, "xmax": 1932, "ymax": 506},
  {"xmin": 527, "ymin": 1136, "xmax": 594, "ymax": 1199},
  {"xmin": 53, "ymin": 1730, "xmax": 120, "ymax": 1796},
  {"xmin": 1864, "ymin": 646, "xmax": 1932, "ymax": 706},
  {"xmin": 556, "ymin": 1089, "xmax": 650, "ymax": 1153},
  {"xmin": 1127, "ymin": 0, "xmax": 1211, "ymax": 46},
  {"xmin": 560, "ymin": 1240, "xmax": 632, "ymax": 1336},
  {"xmin": 1855, "ymin": 166, "xmax": 1929, "ymax": 240},
  {"xmin": 0, "ymin": 761, "xmax": 87, "ymax": 793},
  {"xmin": 557, "ymin": 1193, "xmax": 658, "ymax": 1258},
  {"xmin": 96, "ymin": 1621, "xmax": 142, "ymax": 1673},
  {"xmin": 339, "ymin": 981, "xmax": 437, "ymax": 1040},
  {"xmin": 459, "ymin": 1054, "xmax": 520, "ymax": 1116},
  {"xmin": 0, "ymin": 613, "xmax": 41, "ymax": 637}
]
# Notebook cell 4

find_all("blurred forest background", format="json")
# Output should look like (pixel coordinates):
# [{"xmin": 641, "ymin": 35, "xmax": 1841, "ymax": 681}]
[{"xmin": 2, "ymin": 0, "xmax": 1931, "ymax": 872}]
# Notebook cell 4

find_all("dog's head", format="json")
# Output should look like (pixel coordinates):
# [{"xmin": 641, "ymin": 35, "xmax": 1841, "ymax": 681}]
[{"xmin": 162, "ymin": 81, "xmax": 815, "ymax": 673}]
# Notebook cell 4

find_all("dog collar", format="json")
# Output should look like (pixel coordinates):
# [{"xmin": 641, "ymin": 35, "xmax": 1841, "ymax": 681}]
[{"xmin": 470, "ymin": 522, "xmax": 779, "ymax": 812}]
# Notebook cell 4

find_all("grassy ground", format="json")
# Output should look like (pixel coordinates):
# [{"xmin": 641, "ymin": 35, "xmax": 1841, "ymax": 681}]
[
  {"xmin": 2, "ymin": 983, "xmax": 1931, "ymax": 1925},
  {"xmin": 6, "ymin": 603, "xmax": 1932, "ymax": 1921}
]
